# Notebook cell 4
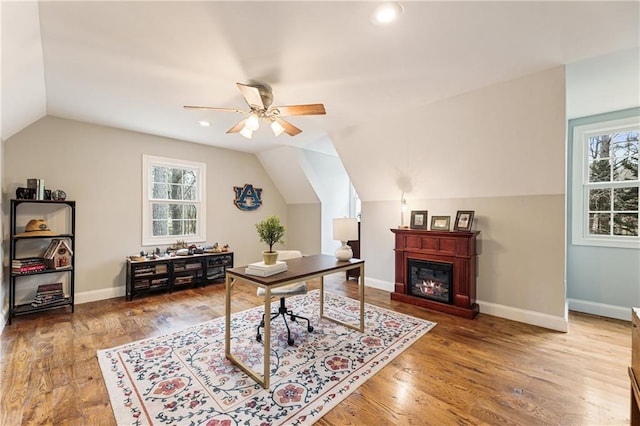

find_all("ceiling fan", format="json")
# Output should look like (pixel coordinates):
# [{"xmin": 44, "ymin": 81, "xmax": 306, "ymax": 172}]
[{"xmin": 184, "ymin": 82, "xmax": 326, "ymax": 139}]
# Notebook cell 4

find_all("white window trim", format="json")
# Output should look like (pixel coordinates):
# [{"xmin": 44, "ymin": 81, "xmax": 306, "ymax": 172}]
[
  {"xmin": 142, "ymin": 155, "xmax": 207, "ymax": 246},
  {"xmin": 571, "ymin": 116, "xmax": 640, "ymax": 249}
]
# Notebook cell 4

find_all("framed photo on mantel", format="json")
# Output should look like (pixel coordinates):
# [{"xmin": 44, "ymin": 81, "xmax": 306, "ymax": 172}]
[
  {"xmin": 430, "ymin": 216, "xmax": 451, "ymax": 231},
  {"xmin": 410, "ymin": 210, "xmax": 428, "ymax": 229},
  {"xmin": 454, "ymin": 210, "xmax": 475, "ymax": 231}
]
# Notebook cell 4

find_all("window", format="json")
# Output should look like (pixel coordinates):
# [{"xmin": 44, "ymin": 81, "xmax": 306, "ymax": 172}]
[
  {"xmin": 142, "ymin": 155, "xmax": 206, "ymax": 246},
  {"xmin": 571, "ymin": 114, "xmax": 639, "ymax": 248}
]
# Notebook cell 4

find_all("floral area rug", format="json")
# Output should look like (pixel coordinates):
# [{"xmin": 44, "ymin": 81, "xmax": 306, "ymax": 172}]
[{"xmin": 97, "ymin": 290, "xmax": 436, "ymax": 425}]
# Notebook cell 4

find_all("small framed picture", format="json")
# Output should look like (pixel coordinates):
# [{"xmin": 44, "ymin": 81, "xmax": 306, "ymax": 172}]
[
  {"xmin": 454, "ymin": 210, "xmax": 475, "ymax": 231},
  {"xmin": 410, "ymin": 210, "xmax": 428, "ymax": 229},
  {"xmin": 430, "ymin": 216, "xmax": 451, "ymax": 231}
]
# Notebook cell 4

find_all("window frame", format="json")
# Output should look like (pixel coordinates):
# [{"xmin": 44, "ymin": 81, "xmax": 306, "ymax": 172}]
[
  {"xmin": 142, "ymin": 155, "xmax": 207, "ymax": 246},
  {"xmin": 571, "ymin": 115, "xmax": 639, "ymax": 249}
]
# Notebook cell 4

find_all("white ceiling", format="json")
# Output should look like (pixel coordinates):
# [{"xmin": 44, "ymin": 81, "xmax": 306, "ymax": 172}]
[{"xmin": 2, "ymin": 1, "xmax": 639, "ymax": 154}]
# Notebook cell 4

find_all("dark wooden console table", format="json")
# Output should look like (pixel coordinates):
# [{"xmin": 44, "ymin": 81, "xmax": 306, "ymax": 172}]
[
  {"xmin": 391, "ymin": 228, "xmax": 479, "ymax": 318},
  {"xmin": 631, "ymin": 308, "xmax": 640, "ymax": 425}
]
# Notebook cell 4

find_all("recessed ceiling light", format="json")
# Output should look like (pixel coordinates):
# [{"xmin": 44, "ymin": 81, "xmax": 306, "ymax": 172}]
[
  {"xmin": 198, "ymin": 120, "xmax": 210, "ymax": 127},
  {"xmin": 372, "ymin": 2, "xmax": 403, "ymax": 25}
]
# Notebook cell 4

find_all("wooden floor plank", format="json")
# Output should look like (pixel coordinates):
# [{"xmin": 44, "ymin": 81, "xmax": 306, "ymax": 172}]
[{"xmin": 1, "ymin": 274, "xmax": 632, "ymax": 425}]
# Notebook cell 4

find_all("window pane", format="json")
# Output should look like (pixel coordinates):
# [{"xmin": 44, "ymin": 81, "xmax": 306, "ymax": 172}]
[
  {"xmin": 152, "ymin": 166, "xmax": 168, "ymax": 183},
  {"xmin": 152, "ymin": 203, "xmax": 168, "ymax": 219},
  {"xmin": 589, "ymin": 188, "xmax": 611, "ymax": 211},
  {"xmin": 153, "ymin": 220, "xmax": 167, "ymax": 236},
  {"xmin": 169, "ymin": 220, "xmax": 183, "ymax": 236},
  {"xmin": 152, "ymin": 183, "xmax": 168, "ymax": 199},
  {"xmin": 167, "ymin": 203, "xmax": 182, "ymax": 219},
  {"xmin": 183, "ymin": 185, "xmax": 196, "ymax": 201},
  {"xmin": 183, "ymin": 170, "xmax": 197, "ymax": 186},
  {"xmin": 168, "ymin": 183, "xmax": 183, "ymax": 200},
  {"xmin": 613, "ymin": 213, "xmax": 639, "ymax": 236},
  {"xmin": 614, "ymin": 187, "xmax": 639, "ymax": 211},
  {"xmin": 184, "ymin": 204, "xmax": 197, "ymax": 219},
  {"xmin": 589, "ymin": 159, "xmax": 610, "ymax": 182},
  {"xmin": 589, "ymin": 213, "xmax": 610, "ymax": 235},
  {"xmin": 589, "ymin": 135, "xmax": 612, "ymax": 160},
  {"xmin": 184, "ymin": 220, "xmax": 197, "ymax": 235},
  {"xmin": 612, "ymin": 134, "xmax": 639, "ymax": 181}
]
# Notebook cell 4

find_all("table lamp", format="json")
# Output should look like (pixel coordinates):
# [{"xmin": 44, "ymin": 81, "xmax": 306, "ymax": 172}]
[{"xmin": 333, "ymin": 217, "xmax": 359, "ymax": 261}]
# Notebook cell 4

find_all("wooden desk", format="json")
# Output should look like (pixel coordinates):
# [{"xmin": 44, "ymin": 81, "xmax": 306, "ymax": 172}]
[
  {"xmin": 224, "ymin": 254, "xmax": 365, "ymax": 389},
  {"xmin": 631, "ymin": 308, "xmax": 640, "ymax": 426}
]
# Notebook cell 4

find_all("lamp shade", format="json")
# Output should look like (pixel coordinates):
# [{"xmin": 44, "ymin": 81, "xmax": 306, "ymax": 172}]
[{"xmin": 333, "ymin": 218, "xmax": 358, "ymax": 242}]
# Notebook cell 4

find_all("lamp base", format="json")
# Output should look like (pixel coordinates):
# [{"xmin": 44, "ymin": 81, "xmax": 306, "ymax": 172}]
[{"xmin": 335, "ymin": 242, "xmax": 353, "ymax": 261}]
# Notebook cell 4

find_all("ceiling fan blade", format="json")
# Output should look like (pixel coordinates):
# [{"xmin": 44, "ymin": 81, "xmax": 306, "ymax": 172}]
[
  {"xmin": 274, "ymin": 117, "xmax": 302, "ymax": 136},
  {"xmin": 183, "ymin": 105, "xmax": 246, "ymax": 113},
  {"xmin": 236, "ymin": 83, "xmax": 266, "ymax": 110},
  {"xmin": 227, "ymin": 118, "xmax": 248, "ymax": 134},
  {"xmin": 270, "ymin": 104, "xmax": 326, "ymax": 116}
]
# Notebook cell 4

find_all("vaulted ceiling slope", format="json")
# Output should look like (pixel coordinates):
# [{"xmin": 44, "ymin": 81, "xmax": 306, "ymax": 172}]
[{"xmin": 2, "ymin": 1, "xmax": 639, "ymax": 153}]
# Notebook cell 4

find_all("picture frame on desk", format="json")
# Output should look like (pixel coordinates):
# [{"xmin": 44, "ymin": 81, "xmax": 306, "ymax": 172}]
[
  {"xmin": 454, "ymin": 210, "xmax": 474, "ymax": 231},
  {"xmin": 430, "ymin": 216, "xmax": 451, "ymax": 231},
  {"xmin": 410, "ymin": 210, "xmax": 428, "ymax": 229}
]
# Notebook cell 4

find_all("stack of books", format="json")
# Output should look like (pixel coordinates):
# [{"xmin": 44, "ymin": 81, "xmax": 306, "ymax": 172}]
[
  {"xmin": 31, "ymin": 283, "xmax": 65, "ymax": 307},
  {"xmin": 245, "ymin": 261, "xmax": 288, "ymax": 277},
  {"xmin": 12, "ymin": 258, "xmax": 47, "ymax": 274}
]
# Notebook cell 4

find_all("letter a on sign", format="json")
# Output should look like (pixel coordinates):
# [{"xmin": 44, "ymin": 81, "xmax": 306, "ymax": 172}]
[{"xmin": 234, "ymin": 184, "xmax": 263, "ymax": 211}]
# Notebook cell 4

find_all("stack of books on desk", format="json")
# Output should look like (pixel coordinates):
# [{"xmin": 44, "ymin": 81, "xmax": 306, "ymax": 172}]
[{"xmin": 245, "ymin": 261, "xmax": 287, "ymax": 277}]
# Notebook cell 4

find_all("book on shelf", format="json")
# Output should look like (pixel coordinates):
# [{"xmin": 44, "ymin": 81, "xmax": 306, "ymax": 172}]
[
  {"xmin": 31, "ymin": 282, "xmax": 65, "ymax": 307},
  {"xmin": 245, "ymin": 261, "xmax": 287, "ymax": 277},
  {"xmin": 12, "ymin": 263, "xmax": 47, "ymax": 273},
  {"xmin": 13, "ymin": 257, "xmax": 45, "ymax": 265}
]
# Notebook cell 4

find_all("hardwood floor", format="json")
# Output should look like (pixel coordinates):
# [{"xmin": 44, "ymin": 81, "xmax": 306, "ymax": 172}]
[{"xmin": 1, "ymin": 274, "xmax": 631, "ymax": 425}]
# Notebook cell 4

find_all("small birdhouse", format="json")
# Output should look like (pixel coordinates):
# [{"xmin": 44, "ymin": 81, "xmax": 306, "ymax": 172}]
[{"xmin": 43, "ymin": 239, "xmax": 73, "ymax": 270}]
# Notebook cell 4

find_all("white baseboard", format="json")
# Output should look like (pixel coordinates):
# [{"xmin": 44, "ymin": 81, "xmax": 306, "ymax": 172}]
[
  {"xmin": 477, "ymin": 299, "xmax": 569, "ymax": 332},
  {"xmin": 75, "ymin": 285, "xmax": 125, "ymax": 304},
  {"xmin": 568, "ymin": 298, "xmax": 631, "ymax": 322},
  {"xmin": 363, "ymin": 277, "xmax": 394, "ymax": 292}
]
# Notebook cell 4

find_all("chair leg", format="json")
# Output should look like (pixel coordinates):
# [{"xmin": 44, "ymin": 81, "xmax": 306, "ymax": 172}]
[{"xmin": 255, "ymin": 297, "xmax": 313, "ymax": 346}]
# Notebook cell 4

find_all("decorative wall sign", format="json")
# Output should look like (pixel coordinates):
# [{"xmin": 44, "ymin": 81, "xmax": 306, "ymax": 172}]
[{"xmin": 234, "ymin": 184, "xmax": 263, "ymax": 211}]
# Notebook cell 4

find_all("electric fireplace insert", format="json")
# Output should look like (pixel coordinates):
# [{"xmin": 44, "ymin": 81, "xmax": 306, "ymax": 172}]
[{"xmin": 407, "ymin": 259, "xmax": 453, "ymax": 304}]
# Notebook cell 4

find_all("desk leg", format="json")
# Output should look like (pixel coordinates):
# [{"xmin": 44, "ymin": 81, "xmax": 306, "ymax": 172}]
[
  {"xmin": 224, "ymin": 275, "xmax": 232, "ymax": 358},
  {"xmin": 320, "ymin": 264, "xmax": 365, "ymax": 332},
  {"xmin": 263, "ymin": 287, "xmax": 271, "ymax": 389},
  {"xmin": 319, "ymin": 275, "xmax": 325, "ymax": 318},
  {"xmin": 358, "ymin": 263, "xmax": 365, "ymax": 332},
  {"xmin": 225, "ymin": 276, "xmax": 270, "ymax": 389}
]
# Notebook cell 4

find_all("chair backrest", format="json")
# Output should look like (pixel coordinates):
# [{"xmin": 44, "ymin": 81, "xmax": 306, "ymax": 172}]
[
  {"xmin": 256, "ymin": 250, "xmax": 306, "ymax": 297},
  {"xmin": 277, "ymin": 250, "xmax": 303, "ymax": 261}
]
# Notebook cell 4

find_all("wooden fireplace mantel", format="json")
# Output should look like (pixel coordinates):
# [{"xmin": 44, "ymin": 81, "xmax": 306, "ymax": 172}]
[{"xmin": 390, "ymin": 228, "xmax": 479, "ymax": 318}]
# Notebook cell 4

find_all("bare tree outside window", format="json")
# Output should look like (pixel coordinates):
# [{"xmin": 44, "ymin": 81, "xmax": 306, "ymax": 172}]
[
  {"xmin": 587, "ymin": 131, "xmax": 639, "ymax": 237},
  {"xmin": 151, "ymin": 166, "xmax": 199, "ymax": 238}
]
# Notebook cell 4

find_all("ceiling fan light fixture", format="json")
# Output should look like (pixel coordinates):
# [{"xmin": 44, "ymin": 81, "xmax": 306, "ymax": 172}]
[
  {"xmin": 245, "ymin": 114, "xmax": 260, "ymax": 131},
  {"xmin": 240, "ymin": 127, "xmax": 253, "ymax": 139},
  {"xmin": 271, "ymin": 120, "xmax": 285, "ymax": 137},
  {"xmin": 373, "ymin": 2, "xmax": 403, "ymax": 25}
]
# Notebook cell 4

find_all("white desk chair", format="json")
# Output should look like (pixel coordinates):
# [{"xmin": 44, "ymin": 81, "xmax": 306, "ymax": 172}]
[{"xmin": 256, "ymin": 250, "xmax": 314, "ymax": 345}]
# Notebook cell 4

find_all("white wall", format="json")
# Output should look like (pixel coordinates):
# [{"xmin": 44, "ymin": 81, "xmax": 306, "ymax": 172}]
[
  {"xmin": 566, "ymin": 47, "xmax": 640, "ymax": 120},
  {"xmin": 565, "ymin": 48, "xmax": 640, "ymax": 321},
  {"xmin": 3, "ymin": 116, "xmax": 289, "ymax": 304},
  {"xmin": 336, "ymin": 67, "xmax": 568, "ymax": 330},
  {"xmin": 299, "ymin": 149, "xmax": 352, "ymax": 255}
]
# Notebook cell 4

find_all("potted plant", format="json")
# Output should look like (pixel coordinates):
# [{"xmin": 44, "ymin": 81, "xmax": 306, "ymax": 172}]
[{"xmin": 255, "ymin": 215, "xmax": 286, "ymax": 265}]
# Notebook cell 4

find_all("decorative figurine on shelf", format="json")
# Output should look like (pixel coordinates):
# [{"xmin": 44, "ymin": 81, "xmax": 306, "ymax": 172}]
[
  {"xmin": 222, "ymin": 244, "xmax": 230, "ymax": 252},
  {"xmin": 51, "ymin": 189, "xmax": 67, "ymax": 201}
]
